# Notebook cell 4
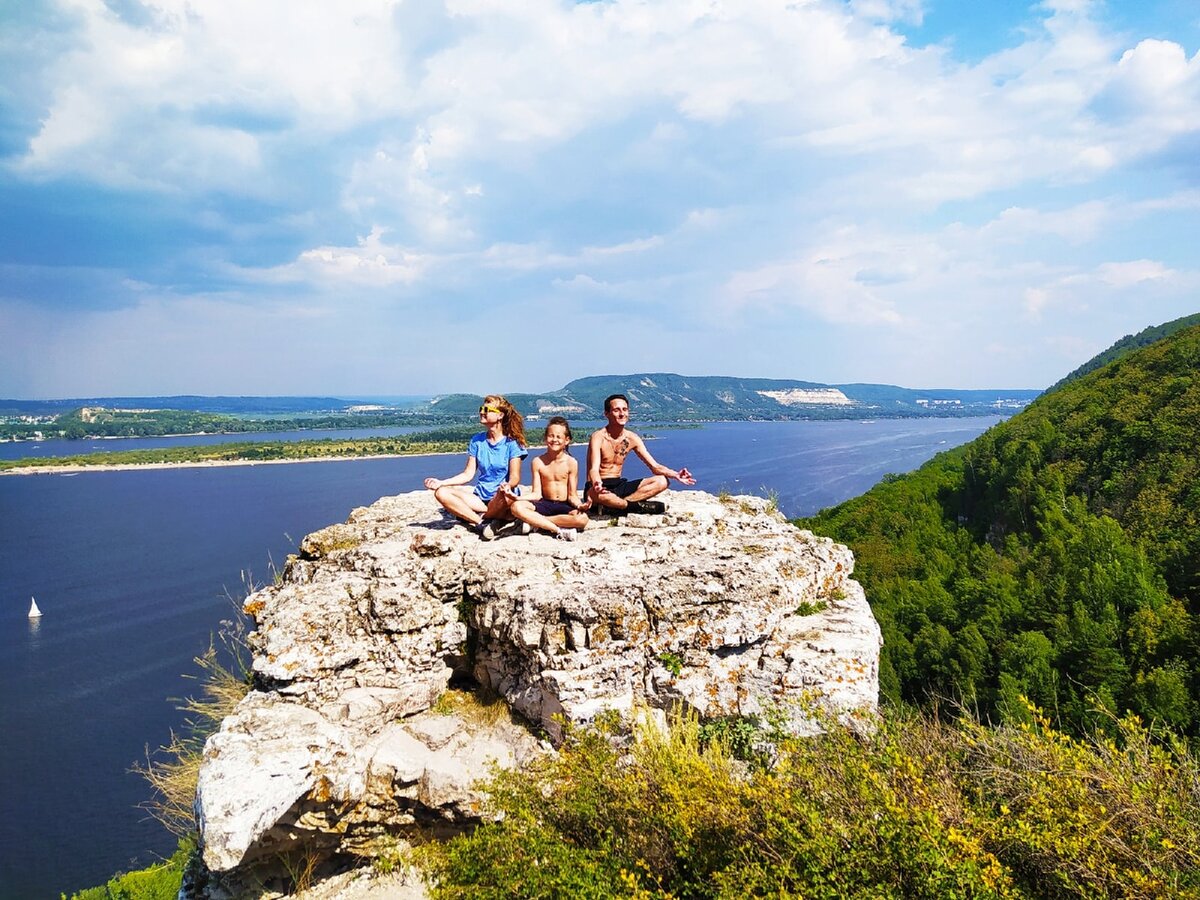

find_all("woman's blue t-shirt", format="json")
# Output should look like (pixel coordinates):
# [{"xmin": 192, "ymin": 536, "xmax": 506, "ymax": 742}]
[{"xmin": 468, "ymin": 432, "xmax": 527, "ymax": 501}]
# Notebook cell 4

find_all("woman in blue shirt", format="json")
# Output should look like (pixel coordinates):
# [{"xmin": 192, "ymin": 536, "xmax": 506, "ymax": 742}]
[{"xmin": 424, "ymin": 394, "xmax": 528, "ymax": 534}]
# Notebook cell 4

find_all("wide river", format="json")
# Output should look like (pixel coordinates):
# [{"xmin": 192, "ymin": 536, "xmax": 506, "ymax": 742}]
[{"xmin": 0, "ymin": 417, "xmax": 1000, "ymax": 897}]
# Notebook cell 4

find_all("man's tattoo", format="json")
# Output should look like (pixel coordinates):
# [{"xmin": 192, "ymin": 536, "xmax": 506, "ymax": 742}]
[{"xmin": 606, "ymin": 434, "xmax": 631, "ymax": 465}]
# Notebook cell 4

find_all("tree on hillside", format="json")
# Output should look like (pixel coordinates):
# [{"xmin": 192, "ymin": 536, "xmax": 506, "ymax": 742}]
[{"xmin": 805, "ymin": 322, "xmax": 1200, "ymax": 735}]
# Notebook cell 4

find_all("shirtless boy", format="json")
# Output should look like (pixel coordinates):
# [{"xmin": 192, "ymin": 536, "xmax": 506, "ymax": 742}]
[
  {"xmin": 507, "ymin": 416, "xmax": 590, "ymax": 541},
  {"xmin": 585, "ymin": 393, "xmax": 696, "ymax": 514}
]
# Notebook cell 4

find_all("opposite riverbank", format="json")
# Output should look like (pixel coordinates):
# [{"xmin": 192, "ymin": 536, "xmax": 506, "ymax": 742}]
[
  {"xmin": 0, "ymin": 429, "xmax": 479, "ymax": 474},
  {"xmin": 0, "ymin": 451, "xmax": 464, "ymax": 475},
  {"xmin": 0, "ymin": 423, "xmax": 691, "ymax": 474}
]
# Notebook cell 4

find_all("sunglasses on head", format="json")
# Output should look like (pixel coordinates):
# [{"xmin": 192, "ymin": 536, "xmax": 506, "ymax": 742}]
[{"xmin": 479, "ymin": 405, "xmax": 502, "ymax": 415}]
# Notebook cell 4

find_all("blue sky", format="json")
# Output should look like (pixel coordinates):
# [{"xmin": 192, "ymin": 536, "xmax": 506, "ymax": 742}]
[{"xmin": 2, "ymin": 0, "xmax": 1199, "ymax": 398}]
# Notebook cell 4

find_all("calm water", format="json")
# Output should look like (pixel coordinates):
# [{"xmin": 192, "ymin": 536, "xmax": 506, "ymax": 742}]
[
  {"xmin": 0, "ymin": 417, "xmax": 999, "ymax": 898},
  {"xmin": 0, "ymin": 425, "xmax": 433, "ymax": 461}
]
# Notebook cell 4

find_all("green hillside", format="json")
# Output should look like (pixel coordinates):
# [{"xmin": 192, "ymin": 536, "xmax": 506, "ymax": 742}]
[
  {"xmin": 1046, "ymin": 312, "xmax": 1200, "ymax": 394},
  {"xmin": 805, "ymin": 322, "xmax": 1200, "ymax": 733}
]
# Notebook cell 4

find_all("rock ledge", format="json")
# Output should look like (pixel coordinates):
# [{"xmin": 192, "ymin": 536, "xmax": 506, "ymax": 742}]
[{"xmin": 195, "ymin": 489, "xmax": 881, "ymax": 885}]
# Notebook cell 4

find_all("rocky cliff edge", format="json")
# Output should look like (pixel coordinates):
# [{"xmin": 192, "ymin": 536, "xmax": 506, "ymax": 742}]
[{"xmin": 194, "ymin": 489, "xmax": 882, "ymax": 886}]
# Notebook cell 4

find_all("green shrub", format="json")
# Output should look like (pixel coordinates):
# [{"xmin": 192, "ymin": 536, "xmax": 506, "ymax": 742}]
[
  {"xmin": 63, "ymin": 835, "xmax": 194, "ymax": 900},
  {"xmin": 657, "ymin": 652, "xmax": 683, "ymax": 677},
  {"xmin": 420, "ymin": 710, "xmax": 1010, "ymax": 898},
  {"xmin": 419, "ymin": 704, "xmax": 1200, "ymax": 899},
  {"xmin": 960, "ymin": 700, "xmax": 1200, "ymax": 898},
  {"xmin": 696, "ymin": 715, "xmax": 767, "ymax": 763}
]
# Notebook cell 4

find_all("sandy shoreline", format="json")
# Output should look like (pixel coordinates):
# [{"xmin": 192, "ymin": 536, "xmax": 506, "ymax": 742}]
[{"xmin": 0, "ymin": 450, "xmax": 464, "ymax": 476}]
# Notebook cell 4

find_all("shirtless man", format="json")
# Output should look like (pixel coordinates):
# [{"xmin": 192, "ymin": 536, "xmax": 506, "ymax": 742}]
[{"xmin": 585, "ymin": 393, "xmax": 696, "ymax": 515}]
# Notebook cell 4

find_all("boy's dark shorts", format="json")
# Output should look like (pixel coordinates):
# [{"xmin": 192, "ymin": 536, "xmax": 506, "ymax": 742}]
[
  {"xmin": 532, "ymin": 498, "xmax": 577, "ymax": 517},
  {"xmin": 588, "ymin": 477, "xmax": 644, "ymax": 499}
]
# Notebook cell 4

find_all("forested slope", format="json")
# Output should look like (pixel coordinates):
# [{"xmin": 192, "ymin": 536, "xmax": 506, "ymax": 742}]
[
  {"xmin": 1046, "ymin": 311, "xmax": 1200, "ymax": 393},
  {"xmin": 805, "ymin": 322, "xmax": 1200, "ymax": 733}
]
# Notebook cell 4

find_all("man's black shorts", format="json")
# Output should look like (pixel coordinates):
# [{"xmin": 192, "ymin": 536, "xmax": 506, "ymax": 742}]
[{"xmin": 589, "ymin": 476, "xmax": 643, "ymax": 499}]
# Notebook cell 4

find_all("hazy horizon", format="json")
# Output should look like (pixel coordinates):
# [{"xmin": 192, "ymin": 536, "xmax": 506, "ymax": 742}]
[{"xmin": 0, "ymin": 374, "xmax": 1048, "ymax": 405}]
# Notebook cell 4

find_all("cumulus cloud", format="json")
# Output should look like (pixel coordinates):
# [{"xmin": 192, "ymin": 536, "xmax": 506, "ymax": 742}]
[
  {"xmin": 718, "ymin": 201, "xmax": 1196, "ymax": 370},
  {"xmin": 479, "ymin": 232, "xmax": 664, "ymax": 271},
  {"xmin": 1018, "ymin": 257, "xmax": 1185, "ymax": 327},
  {"xmin": 980, "ymin": 201, "xmax": 1112, "ymax": 245},
  {"xmin": 5, "ymin": 0, "xmax": 1200, "ymax": 394},
  {"xmin": 258, "ymin": 226, "xmax": 429, "ymax": 287},
  {"xmin": 1096, "ymin": 38, "xmax": 1199, "ymax": 119},
  {"xmin": 11, "ymin": 0, "xmax": 426, "ymax": 196},
  {"xmin": 721, "ymin": 228, "xmax": 909, "ymax": 327},
  {"xmin": 1096, "ymin": 259, "xmax": 1173, "ymax": 288},
  {"xmin": 12, "ymin": 0, "xmax": 1198, "ymax": 222}
]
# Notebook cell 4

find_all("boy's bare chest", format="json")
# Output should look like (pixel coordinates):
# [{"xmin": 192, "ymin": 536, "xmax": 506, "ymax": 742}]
[
  {"xmin": 538, "ymin": 455, "xmax": 572, "ymax": 498},
  {"xmin": 542, "ymin": 456, "xmax": 571, "ymax": 478},
  {"xmin": 538, "ymin": 454, "xmax": 574, "ymax": 484}
]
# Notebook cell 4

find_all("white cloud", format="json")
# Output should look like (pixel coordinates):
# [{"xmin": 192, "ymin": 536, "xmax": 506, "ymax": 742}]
[
  {"xmin": 341, "ymin": 131, "xmax": 479, "ymax": 245},
  {"xmin": 682, "ymin": 208, "xmax": 723, "ymax": 229},
  {"xmin": 253, "ymin": 221, "xmax": 665, "ymax": 293},
  {"xmin": 16, "ymin": 0, "xmax": 416, "ymax": 187},
  {"xmin": 15, "ymin": 0, "xmax": 1200, "ymax": 218},
  {"xmin": 1100, "ymin": 39, "xmax": 1198, "ymax": 116},
  {"xmin": 1136, "ymin": 190, "xmax": 1200, "ymax": 212},
  {"xmin": 1015, "ymin": 257, "xmax": 1183, "ymax": 325},
  {"xmin": 260, "ymin": 226, "xmax": 429, "ymax": 287},
  {"xmin": 721, "ymin": 228, "xmax": 909, "ymax": 327},
  {"xmin": 7, "ymin": 0, "xmax": 1200, "ymax": 395},
  {"xmin": 583, "ymin": 235, "xmax": 664, "ymax": 258},
  {"xmin": 553, "ymin": 273, "xmax": 609, "ymax": 292},
  {"xmin": 478, "ymin": 232, "xmax": 664, "ymax": 272},
  {"xmin": 849, "ymin": 0, "xmax": 924, "ymax": 26},
  {"xmin": 980, "ymin": 201, "xmax": 1112, "ymax": 245},
  {"xmin": 1096, "ymin": 259, "xmax": 1173, "ymax": 289},
  {"xmin": 718, "ymin": 202, "xmax": 1195, "ymax": 349},
  {"xmin": 1024, "ymin": 286, "xmax": 1051, "ymax": 319}
]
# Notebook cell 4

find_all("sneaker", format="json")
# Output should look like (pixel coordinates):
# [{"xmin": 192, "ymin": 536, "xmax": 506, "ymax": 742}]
[
  {"xmin": 554, "ymin": 528, "xmax": 577, "ymax": 541},
  {"xmin": 478, "ymin": 519, "xmax": 498, "ymax": 541},
  {"xmin": 627, "ymin": 500, "xmax": 666, "ymax": 515},
  {"xmin": 518, "ymin": 521, "xmax": 533, "ymax": 536}
]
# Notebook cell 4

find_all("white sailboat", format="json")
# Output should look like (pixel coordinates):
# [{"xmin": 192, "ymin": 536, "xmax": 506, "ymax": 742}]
[{"xmin": 28, "ymin": 597, "xmax": 42, "ymax": 618}]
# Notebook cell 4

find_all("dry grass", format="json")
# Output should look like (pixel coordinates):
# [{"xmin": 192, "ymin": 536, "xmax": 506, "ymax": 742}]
[
  {"xmin": 135, "ymin": 621, "xmax": 253, "ymax": 836},
  {"xmin": 279, "ymin": 847, "xmax": 322, "ymax": 894},
  {"xmin": 429, "ymin": 685, "xmax": 512, "ymax": 727}
]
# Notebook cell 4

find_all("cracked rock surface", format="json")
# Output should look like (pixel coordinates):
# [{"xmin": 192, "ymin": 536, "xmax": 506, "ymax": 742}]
[{"xmin": 195, "ymin": 488, "xmax": 881, "ymax": 881}]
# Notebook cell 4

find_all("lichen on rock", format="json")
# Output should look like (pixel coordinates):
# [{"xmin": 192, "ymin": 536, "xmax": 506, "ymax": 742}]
[{"xmin": 194, "ymin": 488, "xmax": 881, "ymax": 887}]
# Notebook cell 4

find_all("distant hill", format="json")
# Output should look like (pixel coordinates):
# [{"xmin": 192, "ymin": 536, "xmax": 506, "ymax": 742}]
[
  {"xmin": 1046, "ymin": 311, "xmax": 1200, "ymax": 393},
  {"xmin": 3, "ymin": 378, "xmax": 1042, "ymax": 424},
  {"xmin": 427, "ymin": 374, "xmax": 1040, "ymax": 421},
  {"xmin": 805, "ymin": 320, "xmax": 1200, "ymax": 733},
  {"xmin": 1, "ymin": 379, "xmax": 1037, "ymax": 442}
]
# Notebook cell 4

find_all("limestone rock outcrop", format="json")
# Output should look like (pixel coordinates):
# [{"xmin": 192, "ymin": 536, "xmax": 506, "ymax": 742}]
[{"xmin": 195, "ymin": 489, "xmax": 881, "ymax": 881}]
